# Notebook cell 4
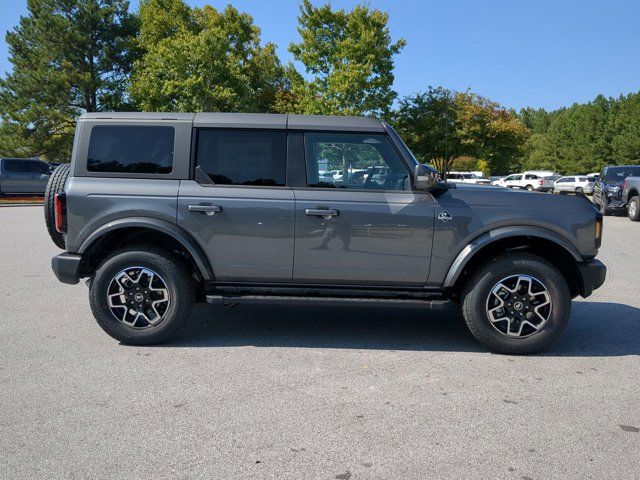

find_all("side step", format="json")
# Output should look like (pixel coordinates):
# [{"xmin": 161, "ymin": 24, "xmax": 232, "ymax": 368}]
[{"xmin": 206, "ymin": 294, "xmax": 451, "ymax": 309}]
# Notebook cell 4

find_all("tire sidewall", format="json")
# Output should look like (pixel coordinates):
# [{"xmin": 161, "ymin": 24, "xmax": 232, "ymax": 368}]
[
  {"xmin": 90, "ymin": 250, "xmax": 191, "ymax": 344},
  {"xmin": 465, "ymin": 256, "xmax": 571, "ymax": 353},
  {"xmin": 628, "ymin": 197, "xmax": 640, "ymax": 221}
]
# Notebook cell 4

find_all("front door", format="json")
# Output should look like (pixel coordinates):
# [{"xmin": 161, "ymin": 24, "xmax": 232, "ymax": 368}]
[
  {"xmin": 178, "ymin": 129, "xmax": 295, "ymax": 282},
  {"xmin": 293, "ymin": 132, "xmax": 434, "ymax": 286}
]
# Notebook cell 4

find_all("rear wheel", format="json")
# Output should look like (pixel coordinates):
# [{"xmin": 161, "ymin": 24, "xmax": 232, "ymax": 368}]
[
  {"xmin": 628, "ymin": 196, "xmax": 640, "ymax": 221},
  {"xmin": 461, "ymin": 253, "xmax": 571, "ymax": 354},
  {"xmin": 89, "ymin": 246, "xmax": 195, "ymax": 345},
  {"xmin": 575, "ymin": 187, "xmax": 584, "ymax": 193},
  {"xmin": 525, "ymin": 185, "xmax": 534, "ymax": 191},
  {"xmin": 44, "ymin": 163, "xmax": 71, "ymax": 249}
]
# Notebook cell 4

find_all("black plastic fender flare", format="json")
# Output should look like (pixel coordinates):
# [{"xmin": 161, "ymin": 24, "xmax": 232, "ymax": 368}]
[
  {"xmin": 77, "ymin": 217, "xmax": 214, "ymax": 280},
  {"xmin": 443, "ymin": 226, "xmax": 583, "ymax": 288}
]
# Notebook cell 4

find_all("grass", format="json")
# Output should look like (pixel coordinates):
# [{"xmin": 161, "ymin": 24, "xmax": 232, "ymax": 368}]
[{"xmin": 0, "ymin": 195, "xmax": 44, "ymax": 205}]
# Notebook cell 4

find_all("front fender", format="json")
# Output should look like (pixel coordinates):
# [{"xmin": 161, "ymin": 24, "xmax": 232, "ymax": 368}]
[
  {"xmin": 78, "ymin": 217, "xmax": 213, "ymax": 280},
  {"xmin": 442, "ymin": 226, "xmax": 582, "ymax": 288}
]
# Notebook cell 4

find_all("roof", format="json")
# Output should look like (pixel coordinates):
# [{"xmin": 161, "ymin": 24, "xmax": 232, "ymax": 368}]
[{"xmin": 80, "ymin": 112, "xmax": 385, "ymax": 132}]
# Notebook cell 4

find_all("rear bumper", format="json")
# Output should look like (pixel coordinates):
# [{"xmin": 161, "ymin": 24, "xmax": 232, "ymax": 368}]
[
  {"xmin": 577, "ymin": 259, "xmax": 606, "ymax": 298},
  {"xmin": 51, "ymin": 252, "xmax": 82, "ymax": 285}
]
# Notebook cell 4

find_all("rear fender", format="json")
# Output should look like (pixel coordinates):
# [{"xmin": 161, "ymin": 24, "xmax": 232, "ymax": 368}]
[{"xmin": 78, "ymin": 217, "xmax": 213, "ymax": 280}]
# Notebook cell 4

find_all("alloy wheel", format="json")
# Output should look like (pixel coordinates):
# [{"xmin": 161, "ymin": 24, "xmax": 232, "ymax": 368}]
[
  {"xmin": 107, "ymin": 267, "xmax": 171, "ymax": 328},
  {"xmin": 485, "ymin": 275, "xmax": 552, "ymax": 337}
]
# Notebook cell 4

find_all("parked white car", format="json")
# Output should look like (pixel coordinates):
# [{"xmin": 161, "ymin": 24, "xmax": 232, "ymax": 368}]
[
  {"xmin": 504, "ymin": 172, "xmax": 557, "ymax": 192},
  {"xmin": 447, "ymin": 172, "xmax": 491, "ymax": 185},
  {"xmin": 552, "ymin": 175, "xmax": 595, "ymax": 194}
]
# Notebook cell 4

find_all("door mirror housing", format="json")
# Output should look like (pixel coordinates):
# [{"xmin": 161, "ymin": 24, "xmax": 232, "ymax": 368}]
[{"xmin": 413, "ymin": 164, "xmax": 439, "ymax": 190}]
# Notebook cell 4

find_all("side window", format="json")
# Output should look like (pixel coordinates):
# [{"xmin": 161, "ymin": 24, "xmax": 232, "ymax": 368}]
[
  {"xmin": 87, "ymin": 126, "xmax": 174, "ymax": 174},
  {"xmin": 26, "ymin": 161, "xmax": 51, "ymax": 174},
  {"xmin": 304, "ymin": 133, "xmax": 409, "ymax": 191},
  {"xmin": 3, "ymin": 160, "xmax": 25, "ymax": 172},
  {"xmin": 525, "ymin": 174, "xmax": 538, "ymax": 180},
  {"xmin": 196, "ymin": 130, "xmax": 286, "ymax": 186}
]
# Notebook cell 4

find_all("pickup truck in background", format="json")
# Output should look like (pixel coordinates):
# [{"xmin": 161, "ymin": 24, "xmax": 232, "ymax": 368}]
[
  {"xmin": 0, "ymin": 158, "xmax": 55, "ymax": 195},
  {"xmin": 622, "ymin": 176, "xmax": 640, "ymax": 221},
  {"xmin": 504, "ymin": 172, "xmax": 558, "ymax": 192}
]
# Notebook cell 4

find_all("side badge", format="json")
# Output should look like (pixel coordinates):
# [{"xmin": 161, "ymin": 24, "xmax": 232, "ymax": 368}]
[{"xmin": 438, "ymin": 211, "xmax": 453, "ymax": 223}]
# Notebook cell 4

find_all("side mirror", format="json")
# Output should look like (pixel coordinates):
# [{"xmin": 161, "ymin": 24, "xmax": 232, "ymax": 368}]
[{"xmin": 413, "ymin": 164, "xmax": 439, "ymax": 190}]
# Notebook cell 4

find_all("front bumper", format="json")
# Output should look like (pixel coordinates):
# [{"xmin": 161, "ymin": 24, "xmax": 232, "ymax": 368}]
[
  {"xmin": 51, "ymin": 252, "xmax": 82, "ymax": 285},
  {"xmin": 577, "ymin": 259, "xmax": 607, "ymax": 298}
]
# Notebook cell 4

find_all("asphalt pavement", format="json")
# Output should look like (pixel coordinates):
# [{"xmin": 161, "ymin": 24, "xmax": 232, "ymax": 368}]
[{"xmin": 0, "ymin": 206, "xmax": 638, "ymax": 479}]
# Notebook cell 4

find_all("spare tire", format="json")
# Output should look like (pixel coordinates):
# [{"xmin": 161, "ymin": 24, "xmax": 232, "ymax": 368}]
[{"xmin": 44, "ymin": 163, "xmax": 71, "ymax": 249}]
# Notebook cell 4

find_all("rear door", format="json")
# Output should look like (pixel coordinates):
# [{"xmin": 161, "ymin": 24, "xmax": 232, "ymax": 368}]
[
  {"xmin": 1, "ymin": 159, "xmax": 28, "ymax": 193},
  {"xmin": 178, "ymin": 128, "xmax": 295, "ymax": 282},
  {"xmin": 292, "ymin": 132, "xmax": 433, "ymax": 286}
]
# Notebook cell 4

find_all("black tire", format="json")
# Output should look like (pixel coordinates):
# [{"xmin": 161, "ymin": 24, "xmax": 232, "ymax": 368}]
[
  {"xmin": 89, "ymin": 245, "xmax": 195, "ymax": 345},
  {"xmin": 461, "ymin": 252, "xmax": 571, "ymax": 354},
  {"xmin": 599, "ymin": 194, "xmax": 611, "ymax": 216},
  {"xmin": 525, "ymin": 185, "xmax": 534, "ymax": 192},
  {"xmin": 628, "ymin": 196, "xmax": 640, "ymax": 221},
  {"xmin": 44, "ymin": 163, "xmax": 71, "ymax": 249},
  {"xmin": 575, "ymin": 187, "xmax": 583, "ymax": 193}
]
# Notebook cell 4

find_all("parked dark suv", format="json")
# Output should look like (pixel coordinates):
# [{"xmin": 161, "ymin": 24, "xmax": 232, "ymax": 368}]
[
  {"xmin": 593, "ymin": 165, "xmax": 640, "ymax": 215},
  {"xmin": 45, "ymin": 112, "xmax": 606, "ymax": 354}
]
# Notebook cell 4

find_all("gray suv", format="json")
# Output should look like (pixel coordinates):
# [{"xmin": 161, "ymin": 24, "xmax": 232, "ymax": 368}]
[{"xmin": 46, "ymin": 112, "xmax": 606, "ymax": 353}]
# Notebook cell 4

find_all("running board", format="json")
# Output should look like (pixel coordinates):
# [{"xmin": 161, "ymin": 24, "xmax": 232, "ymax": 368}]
[{"xmin": 206, "ymin": 294, "xmax": 451, "ymax": 309}]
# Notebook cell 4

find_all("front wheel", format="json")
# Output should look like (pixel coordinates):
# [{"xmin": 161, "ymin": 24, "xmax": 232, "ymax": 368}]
[
  {"xmin": 461, "ymin": 253, "xmax": 571, "ymax": 354},
  {"xmin": 89, "ymin": 246, "xmax": 195, "ymax": 345},
  {"xmin": 628, "ymin": 196, "xmax": 640, "ymax": 221}
]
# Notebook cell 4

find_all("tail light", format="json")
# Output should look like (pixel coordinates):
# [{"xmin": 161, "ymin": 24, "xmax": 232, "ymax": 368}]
[
  {"xmin": 622, "ymin": 179, "xmax": 627, "ymax": 192},
  {"xmin": 538, "ymin": 179, "xmax": 543, "ymax": 185},
  {"xmin": 595, "ymin": 214, "xmax": 603, "ymax": 248},
  {"xmin": 54, "ymin": 193, "xmax": 67, "ymax": 233}
]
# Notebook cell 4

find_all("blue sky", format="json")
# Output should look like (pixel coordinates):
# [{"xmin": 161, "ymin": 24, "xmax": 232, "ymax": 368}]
[{"xmin": 0, "ymin": 0, "xmax": 638, "ymax": 111}]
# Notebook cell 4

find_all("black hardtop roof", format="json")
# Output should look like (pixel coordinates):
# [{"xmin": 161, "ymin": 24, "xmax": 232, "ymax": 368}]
[{"xmin": 79, "ymin": 112, "xmax": 386, "ymax": 133}]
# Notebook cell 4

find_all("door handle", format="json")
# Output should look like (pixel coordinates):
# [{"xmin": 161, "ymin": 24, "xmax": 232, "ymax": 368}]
[
  {"xmin": 188, "ymin": 204, "xmax": 222, "ymax": 216},
  {"xmin": 305, "ymin": 208, "xmax": 339, "ymax": 217}
]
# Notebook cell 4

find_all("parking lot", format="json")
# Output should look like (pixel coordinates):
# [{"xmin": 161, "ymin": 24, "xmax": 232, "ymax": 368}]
[{"xmin": 0, "ymin": 206, "xmax": 638, "ymax": 479}]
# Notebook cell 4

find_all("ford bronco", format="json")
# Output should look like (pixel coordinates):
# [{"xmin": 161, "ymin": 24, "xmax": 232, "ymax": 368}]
[{"xmin": 46, "ymin": 112, "xmax": 606, "ymax": 353}]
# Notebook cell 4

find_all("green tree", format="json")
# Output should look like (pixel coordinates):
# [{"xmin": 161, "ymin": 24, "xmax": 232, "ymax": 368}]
[
  {"xmin": 130, "ymin": 0, "xmax": 286, "ymax": 113},
  {"xmin": 286, "ymin": 0, "xmax": 405, "ymax": 116},
  {"xmin": 0, "ymin": 0, "xmax": 139, "ymax": 161},
  {"xmin": 392, "ymin": 87, "xmax": 460, "ymax": 174},
  {"xmin": 393, "ymin": 87, "xmax": 528, "ymax": 176},
  {"xmin": 454, "ymin": 91, "xmax": 529, "ymax": 175}
]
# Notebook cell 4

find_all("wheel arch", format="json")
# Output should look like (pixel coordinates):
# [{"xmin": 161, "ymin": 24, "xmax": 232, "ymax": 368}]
[
  {"xmin": 444, "ymin": 226, "xmax": 583, "ymax": 298},
  {"xmin": 78, "ymin": 218, "xmax": 213, "ymax": 281}
]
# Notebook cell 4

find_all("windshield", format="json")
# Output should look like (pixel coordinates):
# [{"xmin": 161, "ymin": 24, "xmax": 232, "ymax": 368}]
[{"xmin": 605, "ymin": 166, "xmax": 640, "ymax": 183}]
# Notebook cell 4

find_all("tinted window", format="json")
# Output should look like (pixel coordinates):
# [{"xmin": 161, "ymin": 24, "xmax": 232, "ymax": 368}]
[
  {"xmin": 26, "ymin": 161, "xmax": 51, "ymax": 174},
  {"xmin": 578, "ymin": 177, "xmax": 589, "ymax": 182},
  {"xmin": 525, "ymin": 174, "xmax": 538, "ymax": 179},
  {"xmin": 3, "ymin": 160, "xmax": 25, "ymax": 172},
  {"xmin": 87, "ymin": 126, "xmax": 174, "ymax": 174},
  {"xmin": 304, "ymin": 133, "xmax": 409, "ymax": 190},
  {"xmin": 196, "ymin": 130, "xmax": 286, "ymax": 186},
  {"xmin": 604, "ymin": 166, "xmax": 640, "ymax": 183}
]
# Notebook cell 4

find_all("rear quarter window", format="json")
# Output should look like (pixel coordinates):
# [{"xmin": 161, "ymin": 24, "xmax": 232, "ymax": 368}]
[{"xmin": 87, "ymin": 126, "xmax": 174, "ymax": 174}]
